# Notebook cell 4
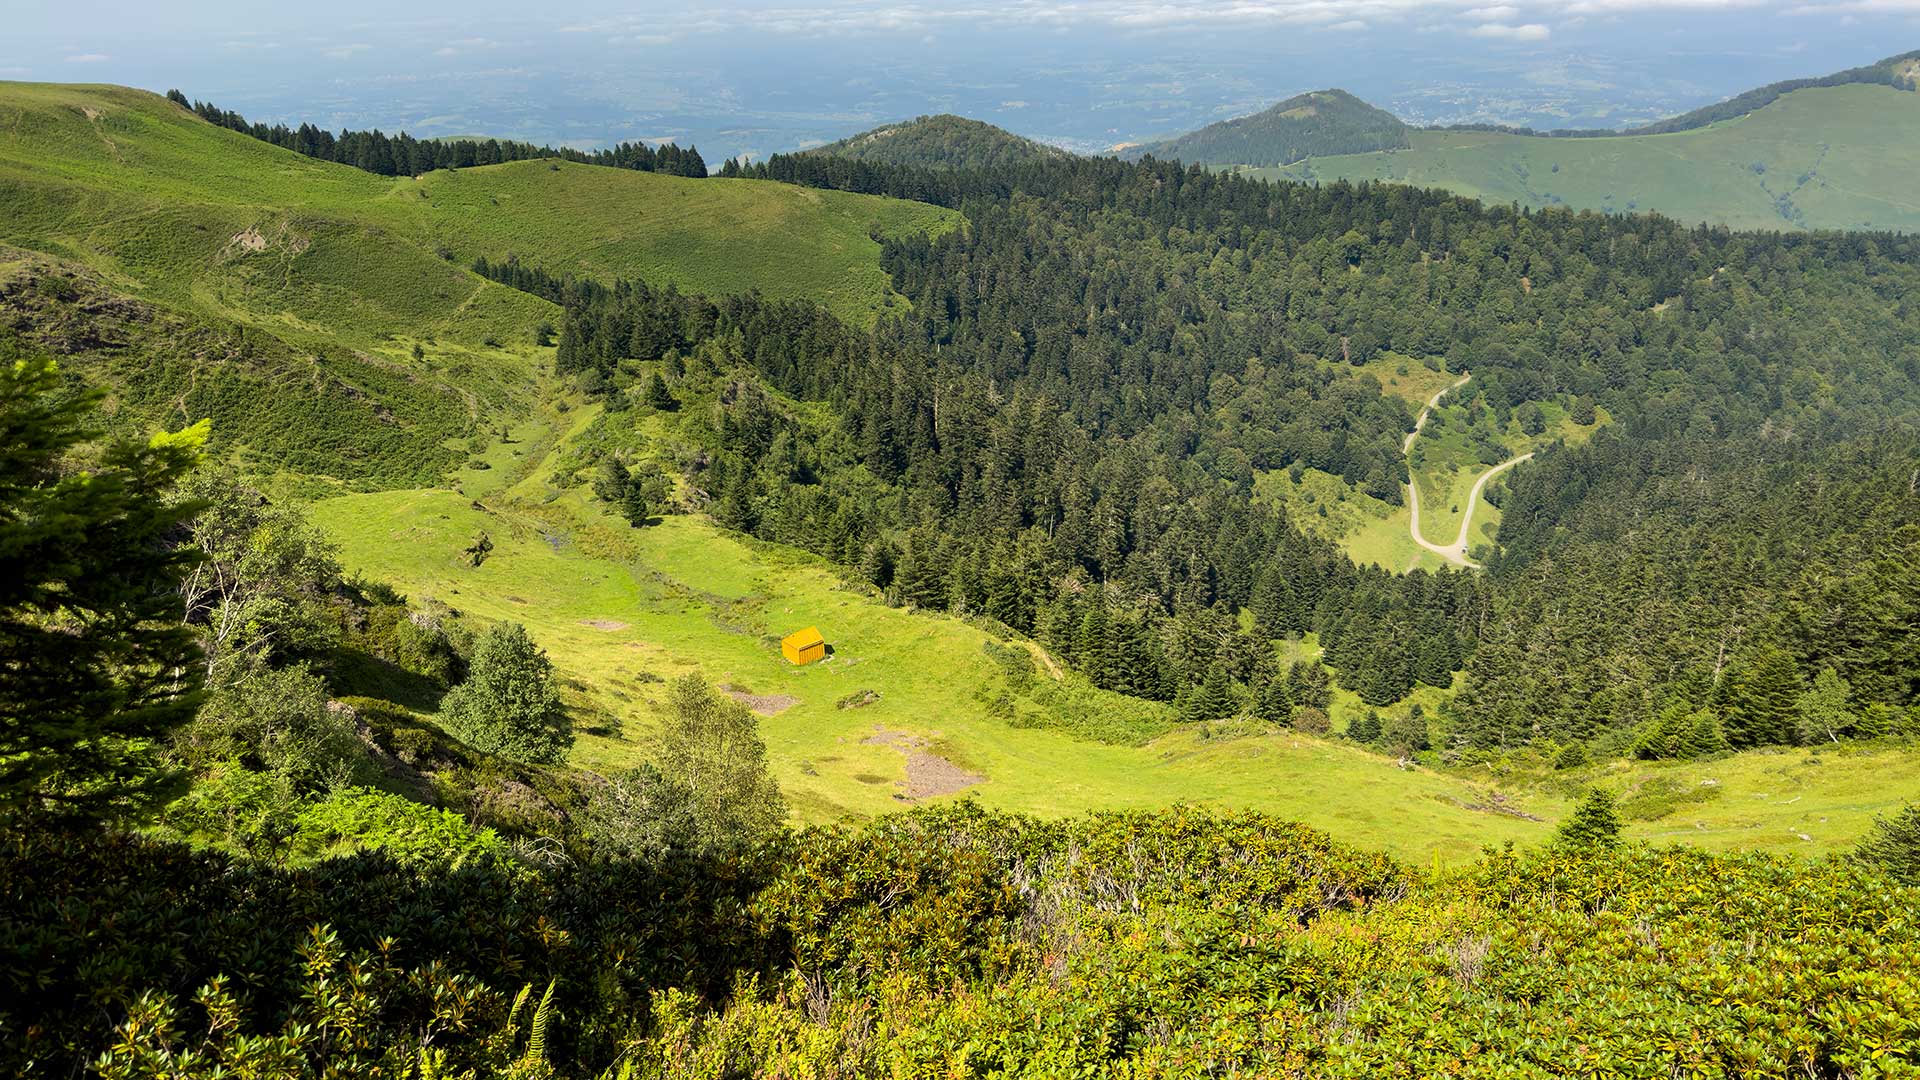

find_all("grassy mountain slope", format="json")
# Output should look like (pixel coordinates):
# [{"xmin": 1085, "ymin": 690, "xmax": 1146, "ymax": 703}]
[
  {"xmin": 1598, "ymin": 47, "xmax": 1919, "ymax": 136},
  {"xmin": 1266, "ymin": 82, "xmax": 1920, "ymax": 231},
  {"xmin": 810, "ymin": 114, "xmax": 1068, "ymax": 170},
  {"xmin": 0, "ymin": 81, "xmax": 957, "ymax": 487},
  {"xmin": 1125, "ymin": 89, "xmax": 1410, "ymax": 167},
  {"xmin": 0, "ymin": 82, "xmax": 958, "ymax": 332},
  {"xmin": 7, "ymin": 84, "xmax": 1914, "ymax": 865}
]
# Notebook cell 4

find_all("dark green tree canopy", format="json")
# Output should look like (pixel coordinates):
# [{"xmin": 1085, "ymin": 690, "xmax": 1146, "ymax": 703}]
[{"xmin": 0, "ymin": 349, "xmax": 207, "ymax": 819}]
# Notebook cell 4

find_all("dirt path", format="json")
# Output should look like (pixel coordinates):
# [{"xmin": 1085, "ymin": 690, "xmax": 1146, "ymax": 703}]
[
  {"xmin": 1024, "ymin": 641, "xmax": 1064, "ymax": 680},
  {"xmin": 1401, "ymin": 372, "xmax": 1532, "ymax": 568},
  {"xmin": 1403, "ymin": 374, "xmax": 1470, "ymax": 455}
]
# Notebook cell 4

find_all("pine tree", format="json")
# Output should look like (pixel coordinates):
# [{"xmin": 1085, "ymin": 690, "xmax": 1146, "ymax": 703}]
[
  {"xmin": 0, "ymin": 354, "xmax": 208, "ymax": 819},
  {"xmin": 1556, "ymin": 788, "xmax": 1623, "ymax": 848},
  {"xmin": 1723, "ymin": 646, "xmax": 1801, "ymax": 748},
  {"xmin": 592, "ymin": 458, "xmax": 630, "ymax": 505},
  {"xmin": 1181, "ymin": 664, "xmax": 1237, "ymax": 722},
  {"xmin": 1253, "ymin": 668, "xmax": 1295, "ymax": 723},
  {"xmin": 1854, "ymin": 804, "xmax": 1920, "ymax": 886},
  {"xmin": 646, "ymin": 372, "xmax": 679, "ymax": 411},
  {"xmin": 1287, "ymin": 659, "xmax": 1333, "ymax": 711}
]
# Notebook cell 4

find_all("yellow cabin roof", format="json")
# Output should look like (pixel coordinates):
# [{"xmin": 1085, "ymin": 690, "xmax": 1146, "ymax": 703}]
[{"xmin": 781, "ymin": 626, "xmax": 824, "ymax": 650}]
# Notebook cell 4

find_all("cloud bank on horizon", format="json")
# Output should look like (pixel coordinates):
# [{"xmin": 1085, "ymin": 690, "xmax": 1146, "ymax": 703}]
[{"xmin": 3, "ymin": 0, "xmax": 1913, "ymax": 161}]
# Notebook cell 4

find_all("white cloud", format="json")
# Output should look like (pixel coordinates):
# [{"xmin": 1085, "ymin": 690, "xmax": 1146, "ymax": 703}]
[
  {"xmin": 1328, "ymin": 18, "xmax": 1372, "ymax": 28},
  {"xmin": 64, "ymin": 53, "xmax": 110, "ymax": 64},
  {"xmin": 1784, "ymin": 0, "xmax": 1920, "ymax": 11},
  {"xmin": 1469, "ymin": 20, "xmax": 1553, "ymax": 36},
  {"xmin": 1561, "ymin": 0, "xmax": 1759, "ymax": 11},
  {"xmin": 0, "ymin": 66, "xmax": 31, "ymax": 77},
  {"xmin": 548, "ymin": 0, "xmax": 1862, "ymax": 41},
  {"xmin": 321, "ymin": 43, "xmax": 371, "ymax": 60}
]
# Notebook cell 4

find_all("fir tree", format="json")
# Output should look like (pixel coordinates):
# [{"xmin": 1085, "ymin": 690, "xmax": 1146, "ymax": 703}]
[
  {"xmin": 1253, "ymin": 669, "xmax": 1295, "ymax": 723},
  {"xmin": 646, "ymin": 372, "xmax": 679, "ymax": 411},
  {"xmin": 1556, "ymin": 788, "xmax": 1623, "ymax": 848},
  {"xmin": 1854, "ymin": 804, "xmax": 1920, "ymax": 886},
  {"xmin": 0, "ymin": 354, "xmax": 208, "ymax": 819},
  {"xmin": 1723, "ymin": 646, "xmax": 1801, "ymax": 748}
]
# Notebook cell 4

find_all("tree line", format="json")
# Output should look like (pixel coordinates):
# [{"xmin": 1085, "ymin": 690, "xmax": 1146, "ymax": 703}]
[{"xmin": 166, "ymin": 90, "xmax": 707, "ymax": 178}]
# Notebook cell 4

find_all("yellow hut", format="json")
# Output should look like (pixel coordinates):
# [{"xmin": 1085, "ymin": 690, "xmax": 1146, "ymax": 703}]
[{"xmin": 780, "ymin": 626, "xmax": 827, "ymax": 666}]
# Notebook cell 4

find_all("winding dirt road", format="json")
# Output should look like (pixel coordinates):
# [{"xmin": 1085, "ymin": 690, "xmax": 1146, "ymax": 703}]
[{"xmin": 1402, "ymin": 373, "xmax": 1531, "ymax": 568}]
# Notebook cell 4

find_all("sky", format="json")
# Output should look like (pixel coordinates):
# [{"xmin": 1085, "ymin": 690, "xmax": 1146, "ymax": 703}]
[{"xmin": 4, "ymin": 0, "xmax": 1917, "ymax": 160}]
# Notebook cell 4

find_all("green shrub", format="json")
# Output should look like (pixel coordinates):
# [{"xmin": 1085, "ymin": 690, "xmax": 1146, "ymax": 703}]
[{"xmin": 437, "ymin": 623, "xmax": 570, "ymax": 765}]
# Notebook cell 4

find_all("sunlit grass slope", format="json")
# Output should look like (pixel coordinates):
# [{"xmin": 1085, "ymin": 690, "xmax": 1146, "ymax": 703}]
[
  {"xmin": 310, "ymin": 478, "xmax": 1920, "ymax": 862},
  {"xmin": 1264, "ymin": 84, "xmax": 1920, "ymax": 232},
  {"xmin": 0, "ymin": 81, "xmax": 960, "ymax": 340},
  {"xmin": 306, "ymin": 385, "xmax": 1920, "ymax": 864},
  {"xmin": 309, "ymin": 484, "xmax": 1559, "ymax": 861}
]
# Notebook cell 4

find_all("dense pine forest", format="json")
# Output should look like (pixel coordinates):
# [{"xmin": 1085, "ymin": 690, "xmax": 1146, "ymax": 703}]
[{"xmin": 492, "ymin": 148, "xmax": 1920, "ymax": 756}]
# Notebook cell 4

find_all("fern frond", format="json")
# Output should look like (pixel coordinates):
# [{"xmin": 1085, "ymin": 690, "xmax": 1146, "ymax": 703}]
[
  {"xmin": 506, "ymin": 982, "xmax": 532, "ymax": 1038},
  {"xmin": 526, "ymin": 979, "xmax": 557, "ymax": 1063}
]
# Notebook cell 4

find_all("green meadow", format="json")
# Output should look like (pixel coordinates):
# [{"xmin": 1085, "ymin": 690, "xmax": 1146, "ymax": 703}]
[
  {"xmin": 0, "ymin": 81, "xmax": 959, "ymax": 345},
  {"xmin": 306, "ymin": 384, "xmax": 1920, "ymax": 863},
  {"xmin": 1407, "ymin": 396, "xmax": 1602, "ymax": 552},
  {"xmin": 1264, "ymin": 83, "xmax": 1920, "ymax": 232}
]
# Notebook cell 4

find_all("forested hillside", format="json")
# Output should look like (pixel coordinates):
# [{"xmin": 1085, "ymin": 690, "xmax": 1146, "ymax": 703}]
[
  {"xmin": 1124, "ymin": 88, "xmax": 1411, "ymax": 166},
  {"xmin": 680, "ymin": 149, "xmax": 1920, "ymax": 753},
  {"xmin": 801, "ymin": 114, "xmax": 1067, "ymax": 171},
  {"xmin": 172, "ymin": 90, "xmax": 710, "ymax": 176}
]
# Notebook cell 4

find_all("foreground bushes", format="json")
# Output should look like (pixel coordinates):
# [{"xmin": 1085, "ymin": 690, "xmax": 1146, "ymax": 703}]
[{"xmin": 5, "ymin": 806, "xmax": 1915, "ymax": 1078}]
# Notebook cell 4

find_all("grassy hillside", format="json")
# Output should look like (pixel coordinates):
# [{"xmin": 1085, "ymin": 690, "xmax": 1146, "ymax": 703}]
[
  {"xmin": 1264, "ymin": 83, "xmax": 1920, "ymax": 232},
  {"xmin": 0, "ymin": 81, "xmax": 957, "ymax": 488},
  {"xmin": 303, "ymin": 392, "xmax": 1538, "ymax": 861},
  {"xmin": 1127, "ymin": 89, "xmax": 1410, "ymax": 166},
  {"xmin": 811, "ymin": 114, "xmax": 1068, "ymax": 170},
  {"xmin": 0, "ymin": 82, "xmax": 959, "ymax": 334},
  {"xmin": 299, "ymin": 375, "xmax": 1920, "ymax": 863}
]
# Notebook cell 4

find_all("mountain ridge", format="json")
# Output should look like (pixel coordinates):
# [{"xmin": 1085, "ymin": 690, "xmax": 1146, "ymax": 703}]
[
  {"xmin": 1120, "ymin": 88, "xmax": 1410, "ymax": 167},
  {"xmin": 806, "ymin": 113, "xmax": 1068, "ymax": 170}
]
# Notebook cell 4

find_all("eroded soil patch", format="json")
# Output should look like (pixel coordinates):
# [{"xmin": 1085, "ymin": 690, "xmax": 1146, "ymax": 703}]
[
  {"xmin": 723, "ymin": 684, "xmax": 799, "ymax": 716},
  {"xmin": 861, "ymin": 727, "xmax": 985, "ymax": 799}
]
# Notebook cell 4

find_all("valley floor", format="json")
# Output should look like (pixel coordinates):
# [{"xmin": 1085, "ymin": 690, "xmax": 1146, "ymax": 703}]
[{"xmin": 306, "ymin": 391, "xmax": 1920, "ymax": 863}]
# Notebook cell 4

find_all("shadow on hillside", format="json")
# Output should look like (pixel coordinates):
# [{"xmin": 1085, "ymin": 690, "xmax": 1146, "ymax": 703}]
[{"xmin": 328, "ymin": 648, "xmax": 449, "ymax": 714}]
